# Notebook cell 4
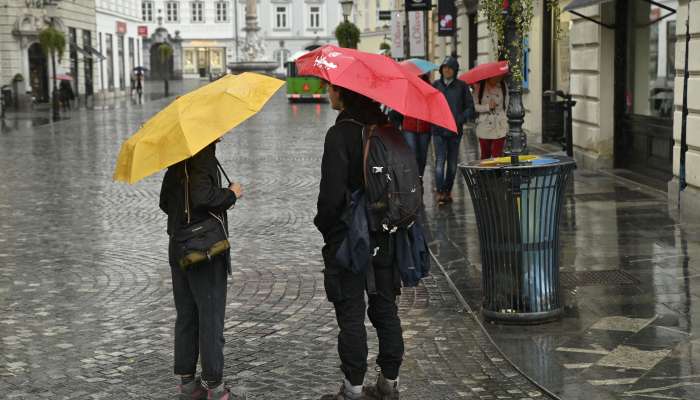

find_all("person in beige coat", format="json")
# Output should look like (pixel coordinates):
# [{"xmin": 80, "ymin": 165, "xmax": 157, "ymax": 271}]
[{"xmin": 472, "ymin": 76, "xmax": 509, "ymax": 159}]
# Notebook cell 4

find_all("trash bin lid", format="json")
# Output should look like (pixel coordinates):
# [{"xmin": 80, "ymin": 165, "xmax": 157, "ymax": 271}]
[{"xmin": 459, "ymin": 155, "xmax": 575, "ymax": 170}]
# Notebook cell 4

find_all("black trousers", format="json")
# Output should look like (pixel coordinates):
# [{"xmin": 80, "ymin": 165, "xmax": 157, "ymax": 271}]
[
  {"xmin": 322, "ymin": 242, "xmax": 405, "ymax": 386},
  {"xmin": 170, "ymin": 242, "xmax": 228, "ymax": 384}
]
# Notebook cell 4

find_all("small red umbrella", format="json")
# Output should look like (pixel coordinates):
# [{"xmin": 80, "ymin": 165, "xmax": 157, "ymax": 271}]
[
  {"xmin": 53, "ymin": 74, "xmax": 73, "ymax": 81},
  {"xmin": 295, "ymin": 45, "xmax": 457, "ymax": 133},
  {"xmin": 458, "ymin": 61, "xmax": 509, "ymax": 85}
]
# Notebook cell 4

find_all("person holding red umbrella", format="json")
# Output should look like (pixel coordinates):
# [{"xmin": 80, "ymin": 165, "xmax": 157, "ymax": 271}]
[
  {"xmin": 314, "ymin": 84, "xmax": 404, "ymax": 400},
  {"xmin": 473, "ymin": 76, "xmax": 509, "ymax": 159},
  {"xmin": 459, "ymin": 61, "xmax": 510, "ymax": 159}
]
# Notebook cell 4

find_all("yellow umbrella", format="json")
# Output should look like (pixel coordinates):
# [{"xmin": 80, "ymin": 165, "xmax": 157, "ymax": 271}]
[{"xmin": 113, "ymin": 72, "xmax": 284, "ymax": 184}]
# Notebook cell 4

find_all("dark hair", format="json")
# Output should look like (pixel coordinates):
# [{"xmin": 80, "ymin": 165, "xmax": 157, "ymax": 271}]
[{"xmin": 333, "ymin": 85, "xmax": 387, "ymax": 125}]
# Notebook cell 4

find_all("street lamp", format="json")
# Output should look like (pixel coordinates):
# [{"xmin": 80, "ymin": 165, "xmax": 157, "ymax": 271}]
[
  {"xmin": 44, "ymin": 0, "xmax": 61, "ymax": 121},
  {"xmin": 340, "ymin": 0, "xmax": 353, "ymax": 22}
]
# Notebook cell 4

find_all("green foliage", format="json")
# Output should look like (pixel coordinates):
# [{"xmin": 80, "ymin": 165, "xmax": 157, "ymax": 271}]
[
  {"xmin": 159, "ymin": 44, "xmax": 173, "ymax": 65},
  {"xmin": 38, "ymin": 27, "xmax": 66, "ymax": 61},
  {"xmin": 334, "ymin": 21, "xmax": 361, "ymax": 49},
  {"xmin": 480, "ymin": 0, "xmax": 560, "ymax": 82}
]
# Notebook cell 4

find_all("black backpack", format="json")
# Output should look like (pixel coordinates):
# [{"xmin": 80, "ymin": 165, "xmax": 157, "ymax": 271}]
[{"xmin": 360, "ymin": 123, "xmax": 422, "ymax": 233}]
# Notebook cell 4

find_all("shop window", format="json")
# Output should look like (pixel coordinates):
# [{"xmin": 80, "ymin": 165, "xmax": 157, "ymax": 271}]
[
  {"xmin": 625, "ymin": 3, "xmax": 676, "ymax": 118},
  {"xmin": 184, "ymin": 49, "xmax": 196, "ymax": 74}
]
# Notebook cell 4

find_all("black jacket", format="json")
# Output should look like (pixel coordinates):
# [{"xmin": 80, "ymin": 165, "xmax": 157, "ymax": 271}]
[
  {"xmin": 314, "ymin": 111, "xmax": 364, "ymax": 245},
  {"xmin": 160, "ymin": 143, "xmax": 237, "ymax": 267},
  {"xmin": 431, "ymin": 56, "xmax": 475, "ymax": 136}
]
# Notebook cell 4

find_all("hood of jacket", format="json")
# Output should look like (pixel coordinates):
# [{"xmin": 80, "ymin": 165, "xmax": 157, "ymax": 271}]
[{"xmin": 439, "ymin": 56, "xmax": 460, "ymax": 77}]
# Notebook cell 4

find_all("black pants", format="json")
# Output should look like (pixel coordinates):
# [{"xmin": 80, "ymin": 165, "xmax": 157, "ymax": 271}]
[
  {"xmin": 322, "ymin": 243, "xmax": 404, "ymax": 386},
  {"xmin": 170, "ymin": 242, "xmax": 228, "ymax": 384}
]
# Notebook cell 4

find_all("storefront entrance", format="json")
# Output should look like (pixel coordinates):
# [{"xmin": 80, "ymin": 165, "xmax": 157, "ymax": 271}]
[
  {"xmin": 28, "ymin": 43, "xmax": 49, "ymax": 103},
  {"xmin": 615, "ymin": 0, "xmax": 675, "ymax": 182}
]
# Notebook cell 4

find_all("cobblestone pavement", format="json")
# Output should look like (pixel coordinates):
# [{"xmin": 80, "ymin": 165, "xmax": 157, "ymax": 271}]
[{"xmin": 0, "ymin": 86, "xmax": 550, "ymax": 399}]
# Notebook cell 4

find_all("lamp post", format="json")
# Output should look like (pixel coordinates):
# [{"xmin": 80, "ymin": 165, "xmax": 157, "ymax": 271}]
[
  {"xmin": 44, "ymin": 0, "xmax": 61, "ymax": 121},
  {"xmin": 502, "ymin": 0, "xmax": 526, "ymax": 163},
  {"xmin": 340, "ymin": 0, "xmax": 353, "ymax": 23}
]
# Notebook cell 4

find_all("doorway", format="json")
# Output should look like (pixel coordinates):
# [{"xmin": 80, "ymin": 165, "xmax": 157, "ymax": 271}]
[
  {"xmin": 150, "ymin": 43, "xmax": 174, "ymax": 80},
  {"xmin": 28, "ymin": 43, "xmax": 49, "ymax": 103},
  {"xmin": 615, "ymin": 0, "xmax": 675, "ymax": 182}
]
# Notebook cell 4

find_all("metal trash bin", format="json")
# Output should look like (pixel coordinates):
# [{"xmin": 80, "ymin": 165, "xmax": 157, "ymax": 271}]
[{"xmin": 460, "ymin": 156, "xmax": 575, "ymax": 323}]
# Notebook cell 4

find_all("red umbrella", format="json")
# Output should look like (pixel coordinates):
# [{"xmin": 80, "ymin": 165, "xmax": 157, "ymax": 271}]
[
  {"xmin": 295, "ymin": 45, "xmax": 457, "ymax": 132},
  {"xmin": 458, "ymin": 61, "xmax": 509, "ymax": 85},
  {"xmin": 53, "ymin": 74, "xmax": 73, "ymax": 81}
]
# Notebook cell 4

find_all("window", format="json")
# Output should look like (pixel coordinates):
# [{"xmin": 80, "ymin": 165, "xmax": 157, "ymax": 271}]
[
  {"xmin": 118, "ymin": 35, "xmax": 125, "ymax": 90},
  {"xmin": 106, "ymin": 33, "xmax": 114, "ymax": 91},
  {"xmin": 191, "ymin": 1, "xmax": 204, "ymax": 22},
  {"xmin": 166, "ymin": 1, "xmax": 179, "ymax": 23},
  {"xmin": 275, "ymin": 6, "xmax": 289, "ymax": 30},
  {"xmin": 216, "ymin": 1, "xmax": 228, "ymax": 22},
  {"xmin": 142, "ymin": 1, "xmax": 153, "ymax": 22},
  {"xmin": 625, "ymin": 3, "xmax": 675, "ymax": 118},
  {"xmin": 309, "ymin": 6, "xmax": 321, "ymax": 29}
]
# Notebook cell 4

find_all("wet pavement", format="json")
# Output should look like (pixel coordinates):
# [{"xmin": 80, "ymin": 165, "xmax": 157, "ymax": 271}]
[
  {"xmin": 0, "ymin": 82, "xmax": 550, "ymax": 399},
  {"xmin": 426, "ymin": 137, "xmax": 700, "ymax": 399}
]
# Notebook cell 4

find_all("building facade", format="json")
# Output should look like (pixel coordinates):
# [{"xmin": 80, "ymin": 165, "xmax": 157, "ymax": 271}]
[
  {"xmin": 353, "ymin": 0, "xmax": 394, "ymax": 54},
  {"xmin": 96, "ymin": 0, "xmax": 145, "ymax": 97},
  {"xmin": 139, "ymin": 0, "xmax": 341, "ymax": 78},
  {"xmin": 0, "ymin": 0, "xmax": 98, "ymax": 107}
]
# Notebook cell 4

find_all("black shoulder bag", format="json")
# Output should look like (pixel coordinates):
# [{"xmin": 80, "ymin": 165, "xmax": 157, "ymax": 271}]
[{"xmin": 172, "ymin": 160, "xmax": 231, "ymax": 271}]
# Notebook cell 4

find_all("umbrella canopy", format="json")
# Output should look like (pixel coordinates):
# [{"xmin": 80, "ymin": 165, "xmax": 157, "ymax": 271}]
[
  {"xmin": 459, "ymin": 61, "xmax": 509, "ymax": 85},
  {"xmin": 295, "ymin": 45, "xmax": 457, "ymax": 132},
  {"xmin": 133, "ymin": 66, "xmax": 149, "ymax": 73},
  {"xmin": 54, "ymin": 74, "xmax": 73, "ymax": 81},
  {"xmin": 400, "ymin": 58, "xmax": 438, "ymax": 75},
  {"xmin": 113, "ymin": 72, "xmax": 284, "ymax": 184}
]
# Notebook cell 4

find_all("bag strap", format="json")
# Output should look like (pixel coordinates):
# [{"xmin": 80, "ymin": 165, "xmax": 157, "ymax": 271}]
[{"xmin": 182, "ymin": 159, "xmax": 229, "ymax": 236}]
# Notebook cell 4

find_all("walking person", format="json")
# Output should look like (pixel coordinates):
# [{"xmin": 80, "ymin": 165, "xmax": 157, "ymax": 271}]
[
  {"xmin": 401, "ymin": 75, "xmax": 432, "ymax": 179},
  {"xmin": 431, "ymin": 56, "xmax": 474, "ymax": 205},
  {"xmin": 473, "ymin": 76, "xmax": 508, "ymax": 159},
  {"xmin": 316, "ymin": 84, "xmax": 404, "ymax": 400},
  {"xmin": 59, "ymin": 79, "xmax": 74, "ymax": 111},
  {"xmin": 159, "ymin": 141, "xmax": 245, "ymax": 400}
]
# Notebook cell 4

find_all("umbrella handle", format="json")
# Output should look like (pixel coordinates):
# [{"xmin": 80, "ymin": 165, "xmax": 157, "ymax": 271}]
[{"xmin": 215, "ymin": 158, "xmax": 232, "ymax": 186}]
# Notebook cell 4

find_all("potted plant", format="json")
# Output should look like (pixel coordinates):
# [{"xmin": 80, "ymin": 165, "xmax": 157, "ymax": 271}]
[{"xmin": 335, "ymin": 21, "xmax": 360, "ymax": 49}]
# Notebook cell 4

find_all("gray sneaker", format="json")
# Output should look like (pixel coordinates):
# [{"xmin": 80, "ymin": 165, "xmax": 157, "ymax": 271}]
[
  {"xmin": 175, "ymin": 377, "xmax": 206, "ymax": 400},
  {"xmin": 205, "ymin": 383, "xmax": 247, "ymax": 400},
  {"xmin": 363, "ymin": 374, "xmax": 399, "ymax": 400},
  {"xmin": 320, "ymin": 382, "xmax": 367, "ymax": 400}
]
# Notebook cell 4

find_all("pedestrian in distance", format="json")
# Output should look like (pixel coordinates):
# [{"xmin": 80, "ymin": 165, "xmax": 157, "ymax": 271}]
[
  {"xmin": 431, "ymin": 56, "xmax": 475, "ymax": 205},
  {"xmin": 59, "ymin": 79, "xmax": 74, "ymax": 111},
  {"xmin": 159, "ymin": 140, "xmax": 245, "ymax": 400},
  {"xmin": 472, "ymin": 76, "xmax": 509, "ymax": 159},
  {"xmin": 315, "ymin": 83, "xmax": 405, "ymax": 400},
  {"xmin": 401, "ymin": 74, "xmax": 432, "ymax": 180}
]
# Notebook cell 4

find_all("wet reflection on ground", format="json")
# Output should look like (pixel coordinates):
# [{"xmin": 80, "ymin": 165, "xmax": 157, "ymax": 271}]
[{"xmin": 424, "ymin": 137, "xmax": 700, "ymax": 400}]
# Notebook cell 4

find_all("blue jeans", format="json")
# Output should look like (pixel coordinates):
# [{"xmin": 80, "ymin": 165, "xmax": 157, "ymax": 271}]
[
  {"xmin": 401, "ymin": 131, "xmax": 431, "ymax": 177},
  {"xmin": 433, "ymin": 133, "xmax": 463, "ymax": 193}
]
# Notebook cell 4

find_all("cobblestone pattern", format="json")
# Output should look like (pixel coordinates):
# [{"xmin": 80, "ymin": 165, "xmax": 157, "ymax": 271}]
[{"xmin": 0, "ymin": 91, "xmax": 549, "ymax": 399}]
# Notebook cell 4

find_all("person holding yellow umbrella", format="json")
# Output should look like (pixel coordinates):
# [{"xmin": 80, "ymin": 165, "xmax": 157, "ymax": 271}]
[{"xmin": 114, "ymin": 72, "xmax": 283, "ymax": 399}]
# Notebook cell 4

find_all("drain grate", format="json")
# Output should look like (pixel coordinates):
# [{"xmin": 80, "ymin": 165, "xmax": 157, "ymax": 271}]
[{"xmin": 560, "ymin": 270, "xmax": 640, "ymax": 288}]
